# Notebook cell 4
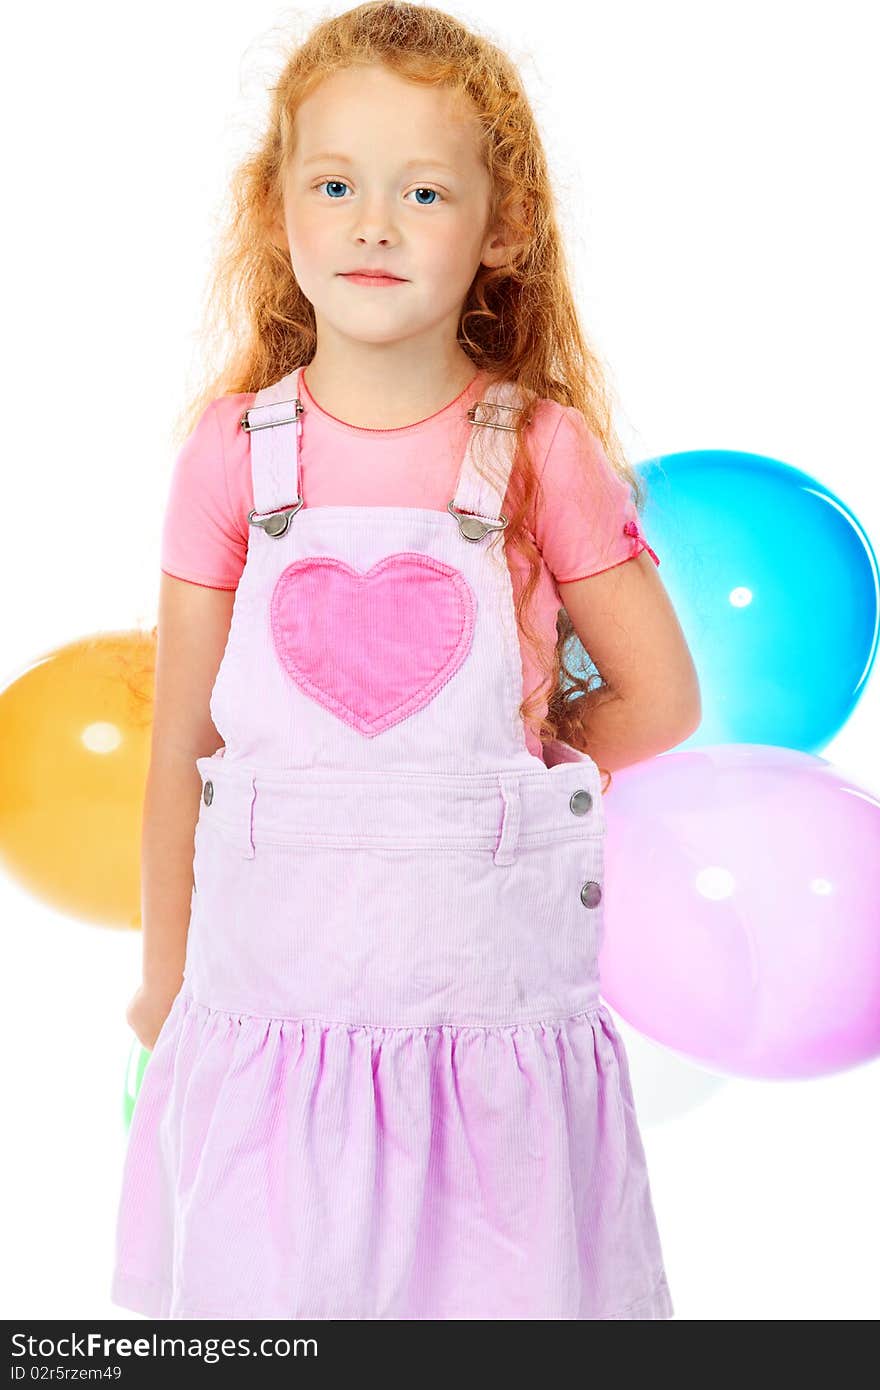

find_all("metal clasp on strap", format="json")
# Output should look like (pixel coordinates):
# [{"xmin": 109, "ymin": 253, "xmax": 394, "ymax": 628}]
[
  {"xmin": 446, "ymin": 500, "xmax": 508, "ymax": 543},
  {"xmin": 466, "ymin": 400, "xmax": 527, "ymax": 432},
  {"xmin": 247, "ymin": 499, "xmax": 304, "ymax": 538},
  {"xmin": 241, "ymin": 394, "xmax": 305, "ymax": 536},
  {"xmin": 449, "ymin": 394, "xmax": 526, "ymax": 539},
  {"xmin": 239, "ymin": 399, "xmax": 303, "ymax": 432}
]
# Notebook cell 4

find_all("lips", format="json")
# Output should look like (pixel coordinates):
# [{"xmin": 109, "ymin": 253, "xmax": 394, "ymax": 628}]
[{"xmin": 339, "ymin": 271, "xmax": 406, "ymax": 281}]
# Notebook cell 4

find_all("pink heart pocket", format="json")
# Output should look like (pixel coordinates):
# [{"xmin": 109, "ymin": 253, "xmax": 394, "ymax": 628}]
[{"xmin": 269, "ymin": 552, "xmax": 476, "ymax": 736}]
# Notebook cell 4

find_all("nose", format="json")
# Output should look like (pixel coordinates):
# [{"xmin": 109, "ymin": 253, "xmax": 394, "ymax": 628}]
[
  {"xmin": 349, "ymin": 195, "xmax": 400, "ymax": 247},
  {"xmin": 353, "ymin": 224, "xmax": 396, "ymax": 247}
]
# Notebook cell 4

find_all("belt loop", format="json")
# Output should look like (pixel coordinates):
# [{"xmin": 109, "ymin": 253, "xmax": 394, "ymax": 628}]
[
  {"xmin": 243, "ymin": 775, "xmax": 256, "ymax": 859},
  {"xmin": 493, "ymin": 772, "xmax": 522, "ymax": 866}
]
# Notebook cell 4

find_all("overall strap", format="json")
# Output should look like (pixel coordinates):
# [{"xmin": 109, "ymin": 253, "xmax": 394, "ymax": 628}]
[
  {"xmin": 238, "ymin": 367, "xmax": 528, "ymax": 544},
  {"xmin": 447, "ymin": 380, "xmax": 528, "ymax": 542},
  {"xmin": 240, "ymin": 367, "xmax": 305, "ymax": 538}
]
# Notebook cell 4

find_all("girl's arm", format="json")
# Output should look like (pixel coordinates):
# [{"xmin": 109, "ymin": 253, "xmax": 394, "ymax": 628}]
[
  {"xmin": 138, "ymin": 572, "xmax": 235, "ymax": 997},
  {"xmin": 558, "ymin": 550, "xmax": 702, "ymax": 772}
]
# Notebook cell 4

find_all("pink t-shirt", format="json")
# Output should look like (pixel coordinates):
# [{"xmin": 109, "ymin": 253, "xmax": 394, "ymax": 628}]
[{"xmin": 160, "ymin": 368, "xmax": 659, "ymax": 758}]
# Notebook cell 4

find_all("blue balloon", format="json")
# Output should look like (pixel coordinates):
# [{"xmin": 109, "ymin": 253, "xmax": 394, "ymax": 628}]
[{"xmin": 631, "ymin": 450, "xmax": 879, "ymax": 752}]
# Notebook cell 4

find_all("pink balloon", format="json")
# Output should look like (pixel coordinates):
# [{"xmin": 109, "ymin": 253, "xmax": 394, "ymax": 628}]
[{"xmin": 599, "ymin": 744, "xmax": 880, "ymax": 1079}]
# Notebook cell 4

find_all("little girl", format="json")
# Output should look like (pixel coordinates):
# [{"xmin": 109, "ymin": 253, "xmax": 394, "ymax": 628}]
[{"xmin": 111, "ymin": 1, "xmax": 699, "ymax": 1321}]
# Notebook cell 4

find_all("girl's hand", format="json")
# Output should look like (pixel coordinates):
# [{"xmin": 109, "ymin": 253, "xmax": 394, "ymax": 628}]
[{"xmin": 125, "ymin": 979, "xmax": 182, "ymax": 1052}]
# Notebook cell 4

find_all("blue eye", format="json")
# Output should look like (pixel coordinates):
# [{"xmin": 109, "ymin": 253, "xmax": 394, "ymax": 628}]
[{"xmin": 314, "ymin": 180, "xmax": 443, "ymax": 205}]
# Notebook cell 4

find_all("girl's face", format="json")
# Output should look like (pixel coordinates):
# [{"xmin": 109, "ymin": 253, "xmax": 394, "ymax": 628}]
[{"xmin": 273, "ymin": 64, "xmax": 512, "ymax": 349}]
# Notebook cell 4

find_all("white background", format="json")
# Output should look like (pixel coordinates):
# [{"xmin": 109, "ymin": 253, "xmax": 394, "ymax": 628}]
[{"xmin": 1, "ymin": 0, "xmax": 878, "ymax": 1321}]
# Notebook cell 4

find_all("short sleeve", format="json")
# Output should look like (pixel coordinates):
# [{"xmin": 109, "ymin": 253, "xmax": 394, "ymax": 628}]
[
  {"xmin": 534, "ymin": 406, "xmax": 660, "ymax": 583},
  {"xmin": 160, "ymin": 399, "xmax": 249, "ymax": 590}
]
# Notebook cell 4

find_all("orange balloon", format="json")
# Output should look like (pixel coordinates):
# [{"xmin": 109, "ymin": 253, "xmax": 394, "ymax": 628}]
[{"xmin": 0, "ymin": 629, "xmax": 155, "ymax": 928}]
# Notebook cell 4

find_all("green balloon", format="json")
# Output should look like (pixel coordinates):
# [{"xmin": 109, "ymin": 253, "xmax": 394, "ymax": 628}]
[{"xmin": 122, "ymin": 1038, "xmax": 152, "ymax": 1130}]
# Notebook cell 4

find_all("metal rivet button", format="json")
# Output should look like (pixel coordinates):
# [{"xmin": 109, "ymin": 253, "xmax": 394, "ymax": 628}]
[
  {"xmin": 580, "ymin": 880, "xmax": 602, "ymax": 908},
  {"xmin": 569, "ymin": 789, "xmax": 593, "ymax": 816},
  {"xmin": 203, "ymin": 780, "xmax": 213, "ymax": 806}
]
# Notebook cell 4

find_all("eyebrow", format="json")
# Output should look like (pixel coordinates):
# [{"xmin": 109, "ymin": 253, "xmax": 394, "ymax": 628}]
[{"xmin": 301, "ymin": 151, "xmax": 459, "ymax": 173}]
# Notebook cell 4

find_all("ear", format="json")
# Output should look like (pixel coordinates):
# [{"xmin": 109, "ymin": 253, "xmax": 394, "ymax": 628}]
[{"xmin": 480, "ymin": 195, "xmax": 532, "ymax": 270}]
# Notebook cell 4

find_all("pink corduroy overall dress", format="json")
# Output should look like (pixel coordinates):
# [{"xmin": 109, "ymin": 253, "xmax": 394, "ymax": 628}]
[{"xmin": 110, "ymin": 366, "xmax": 674, "ymax": 1321}]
